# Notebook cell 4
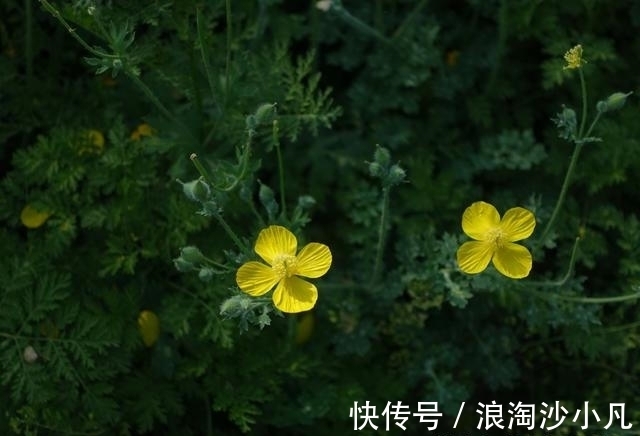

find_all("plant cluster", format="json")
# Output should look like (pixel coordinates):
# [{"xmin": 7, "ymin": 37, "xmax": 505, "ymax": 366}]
[{"xmin": 2, "ymin": 0, "xmax": 640, "ymax": 434}]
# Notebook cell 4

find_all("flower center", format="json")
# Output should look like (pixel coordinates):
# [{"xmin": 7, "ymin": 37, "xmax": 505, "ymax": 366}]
[
  {"xmin": 272, "ymin": 254, "xmax": 298, "ymax": 279},
  {"xmin": 486, "ymin": 227, "xmax": 505, "ymax": 248}
]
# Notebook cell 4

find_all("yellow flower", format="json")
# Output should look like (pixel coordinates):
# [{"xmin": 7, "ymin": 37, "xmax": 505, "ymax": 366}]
[
  {"xmin": 563, "ymin": 44, "xmax": 586, "ymax": 70},
  {"xmin": 236, "ymin": 225, "xmax": 332, "ymax": 313},
  {"xmin": 138, "ymin": 310, "xmax": 160, "ymax": 347},
  {"xmin": 77, "ymin": 129, "xmax": 105, "ymax": 155},
  {"xmin": 20, "ymin": 204, "xmax": 52, "ymax": 229},
  {"xmin": 130, "ymin": 123, "xmax": 155, "ymax": 141},
  {"xmin": 456, "ymin": 201, "xmax": 535, "ymax": 279}
]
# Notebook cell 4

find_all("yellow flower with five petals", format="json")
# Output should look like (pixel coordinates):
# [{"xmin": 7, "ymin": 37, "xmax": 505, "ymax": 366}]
[
  {"xmin": 456, "ymin": 201, "xmax": 535, "ymax": 279},
  {"xmin": 236, "ymin": 225, "xmax": 332, "ymax": 313}
]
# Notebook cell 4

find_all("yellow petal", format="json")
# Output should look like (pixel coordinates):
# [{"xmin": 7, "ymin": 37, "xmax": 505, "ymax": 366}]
[
  {"xmin": 272, "ymin": 276, "xmax": 318, "ymax": 313},
  {"xmin": 456, "ymin": 241, "xmax": 494, "ymax": 274},
  {"xmin": 236, "ymin": 261, "xmax": 279, "ymax": 296},
  {"xmin": 462, "ymin": 201, "xmax": 501, "ymax": 240},
  {"xmin": 20, "ymin": 205, "xmax": 52, "ymax": 229},
  {"xmin": 500, "ymin": 207, "xmax": 536, "ymax": 242},
  {"xmin": 492, "ymin": 242, "xmax": 532, "ymax": 279},
  {"xmin": 138, "ymin": 310, "xmax": 160, "ymax": 347},
  {"xmin": 254, "ymin": 225, "xmax": 297, "ymax": 265},
  {"xmin": 295, "ymin": 243, "xmax": 332, "ymax": 278}
]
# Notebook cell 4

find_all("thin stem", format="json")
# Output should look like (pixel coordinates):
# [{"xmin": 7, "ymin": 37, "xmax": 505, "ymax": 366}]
[
  {"xmin": 370, "ymin": 187, "xmax": 390, "ymax": 286},
  {"xmin": 125, "ymin": 71, "xmax": 183, "ymax": 128},
  {"xmin": 190, "ymin": 153, "xmax": 215, "ymax": 187},
  {"xmin": 332, "ymin": 2, "xmax": 390, "ymax": 45},
  {"xmin": 538, "ymin": 142, "xmax": 583, "ymax": 244},
  {"xmin": 213, "ymin": 213, "xmax": 247, "ymax": 252},
  {"xmin": 38, "ymin": 0, "xmax": 114, "ymax": 58},
  {"xmin": 524, "ymin": 289, "xmax": 640, "ymax": 304},
  {"xmin": 524, "ymin": 237, "xmax": 580, "ymax": 287},
  {"xmin": 391, "ymin": 0, "xmax": 428, "ymax": 39},
  {"xmin": 273, "ymin": 120, "xmax": 287, "ymax": 220},
  {"xmin": 202, "ymin": 256, "xmax": 233, "ymax": 271},
  {"xmin": 196, "ymin": 8, "xmax": 222, "ymax": 116},
  {"xmin": 578, "ymin": 68, "xmax": 588, "ymax": 138}
]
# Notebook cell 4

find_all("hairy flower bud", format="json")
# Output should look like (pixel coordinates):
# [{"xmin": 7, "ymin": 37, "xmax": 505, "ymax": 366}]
[
  {"xmin": 180, "ymin": 246, "xmax": 206, "ymax": 264},
  {"xmin": 23, "ymin": 346, "xmax": 38, "ymax": 363}
]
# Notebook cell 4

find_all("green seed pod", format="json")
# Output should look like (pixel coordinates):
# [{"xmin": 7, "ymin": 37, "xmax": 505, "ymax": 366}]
[
  {"xmin": 599, "ymin": 91, "xmax": 633, "ymax": 113},
  {"xmin": 198, "ymin": 267, "xmax": 214, "ymax": 282},
  {"xmin": 180, "ymin": 246, "xmax": 206, "ymax": 264}
]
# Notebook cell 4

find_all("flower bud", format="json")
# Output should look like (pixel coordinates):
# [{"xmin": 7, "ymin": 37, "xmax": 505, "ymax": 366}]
[
  {"xmin": 23, "ymin": 346, "xmax": 38, "ymax": 363},
  {"xmin": 180, "ymin": 246, "xmax": 206, "ymax": 264},
  {"xmin": 296, "ymin": 195, "xmax": 316, "ymax": 210},
  {"xmin": 181, "ymin": 179, "xmax": 210, "ymax": 202},
  {"xmin": 373, "ymin": 145, "xmax": 391, "ymax": 166},
  {"xmin": 173, "ymin": 257, "xmax": 195, "ymax": 272},
  {"xmin": 598, "ymin": 91, "xmax": 633, "ymax": 113},
  {"xmin": 368, "ymin": 162, "xmax": 385, "ymax": 178},
  {"xmin": 254, "ymin": 103, "xmax": 277, "ymax": 125},
  {"xmin": 386, "ymin": 164, "xmax": 406, "ymax": 185},
  {"xmin": 198, "ymin": 267, "xmax": 214, "ymax": 282}
]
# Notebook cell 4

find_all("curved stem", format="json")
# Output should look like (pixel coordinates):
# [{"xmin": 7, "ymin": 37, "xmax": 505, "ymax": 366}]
[
  {"xmin": 538, "ymin": 143, "xmax": 583, "ymax": 244},
  {"xmin": 224, "ymin": 0, "xmax": 232, "ymax": 106},
  {"xmin": 369, "ymin": 187, "xmax": 390, "ymax": 286},
  {"xmin": 578, "ymin": 68, "xmax": 588, "ymax": 138},
  {"xmin": 273, "ymin": 121, "xmax": 287, "ymax": 220},
  {"xmin": 525, "ymin": 237, "xmax": 580, "ymax": 287}
]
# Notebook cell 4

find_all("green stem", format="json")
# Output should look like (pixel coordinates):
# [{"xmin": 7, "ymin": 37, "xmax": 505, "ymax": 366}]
[
  {"xmin": 125, "ymin": 71, "xmax": 183, "ymax": 128},
  {"xmin": 202, "ymin": 256, "xmax": 233, "ymax": 271},
  {"xmin": 370, "ymin": 187, "xmax": 390, "ymax": 285},
  {"xmin": 190, "ymin": 153, "xmax": 215, "ymax": 187},
  {"xmin": 484, "ymin": 0, "xmax": 508, "ymax": 95},
  {"xmin": 578, "ymin": 68, "xmax": 588, "ymax": 138},
  {"xmin": 539, "ymin": 141, "xmax": 583, "ymax": 244},
  {"xmin": 213, "ymin": 212, "xmax": 247, "ymax": 252},
  {"xmin": 38, "ymin": 0, "xmax": 114, "ymax": 58},
  {"xmin": 527, "ymin": 289, "xmax": 640, "ymax": 304},
  {"xmin": 196, "ymin": 8, "xmax": 222, "ymax": 116},
  {"xmin": 391, "ymin": 0, "xmax": 428, "ymax": 39},
  {"xmin": 332, "ymin": 2, "xmax": 390, "ymax": 45},
  {"xmin": 273, "ymin": 120, "xmax": 287, "ymax": 220},
  {"xmin": 522, "ymin": 237, "xmax": 580, "ymax": 287}
]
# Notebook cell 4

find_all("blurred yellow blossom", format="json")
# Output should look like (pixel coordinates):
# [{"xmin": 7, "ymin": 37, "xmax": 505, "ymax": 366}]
[
  {"xmin": 456, "ymin": 201, "xmax": 535, "ymax": 279},
  {"xmin": 138, "ymin": 310, "xmax": 160, "ymax": 347},
  {"xmin": 563, "ymin": 44, "xmax": 586, "ymax": 70},
  {"xmin": 236, "ymin": 225, "xmax": 332, "ymax": 313},
  {"xmin": 20, "ymin": 204, "xmax": 52, "ymax": 229},
  {"xmin": 130, "ymin": 123, "xmax": 155, "ymax": 141}
]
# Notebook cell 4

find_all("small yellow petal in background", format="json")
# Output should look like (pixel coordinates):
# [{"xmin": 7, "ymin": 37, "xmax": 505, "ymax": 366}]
[
  {"xmin": 294, "ymin": 311, "xmax": 315, "ymax": 345},
  {"xmin": 456, "ymin": 240, "xmax": 494, "ymax": 274},
  {"xmin": 131, "ymin": 123, "xmax": 155, "ymax": 141},
  {"xmin": 20, "ymin": 205, "xmax": 52, "ymax": 229},
  {"xmin": 254, "ymin": 225, "xmax": 297, "ymax": 265},
  {"xmin": 77, "ymin": 129, "xmax": 105, "ymax": 155},
  {"xmin": 272, "ymin": 276, "xmax": 318, "ymax": 313},
  {"xmin": 492, "ymin": 242, "xmax": 532, "ymax": 279},
  {"xmin": 236, "ymin": 261, "xmax": 279, "ymax": 296},
  {"xmin": 295, "ymin": 243, "xmax": 332, "ymax": 278},
  {"xmin": 500, "ymin": 207, "xmax": 536, "ymax": 242},
  {"xmin": 138, "ymin": 310, "xmax": 160, "ymax": 347},
  {"xmin": 462, "ymin": 201, "xmax": 501, "ymax": 240}
]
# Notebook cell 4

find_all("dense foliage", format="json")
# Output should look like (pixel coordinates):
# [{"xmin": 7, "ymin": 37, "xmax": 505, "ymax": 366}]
[{"xmin": 2, "ymin": 0, "xmax": 640, "ymax": 434}]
